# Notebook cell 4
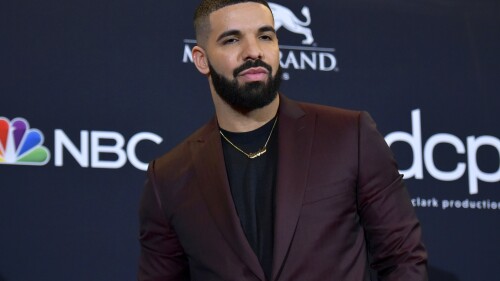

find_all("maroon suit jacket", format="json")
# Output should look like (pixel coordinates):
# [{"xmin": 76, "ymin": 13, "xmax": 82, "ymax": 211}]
[{"xmin": 138, "ymin": 95, "xmax": 428, "ymax": 281}]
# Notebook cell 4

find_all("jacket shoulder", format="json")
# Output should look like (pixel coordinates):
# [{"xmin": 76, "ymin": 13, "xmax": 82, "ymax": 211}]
[
  {"xmin": 294, "ymin": 100, "xmax": 367, "ymax": 133},
  {"xmin": 150, "ymin": 118, "xmax": 216, "ymax": 182},
  {"xmin": 298, "ymin": 100, "xmax": 361, "ymax": 119}
]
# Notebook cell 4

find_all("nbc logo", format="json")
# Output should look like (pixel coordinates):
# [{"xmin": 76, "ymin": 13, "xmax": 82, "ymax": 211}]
[{"xmin": 0, "ymin": 117, "xmax": 50, "ymax": 166}]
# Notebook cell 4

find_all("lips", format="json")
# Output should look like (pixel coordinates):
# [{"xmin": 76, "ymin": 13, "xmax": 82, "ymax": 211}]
[
  {"xmin": 238, "ymin": 67, "xmax": 269, "ymax": 76},
  {"xmin": 237, "ymin": 67, "xmax": 269, "ymax": 82}
]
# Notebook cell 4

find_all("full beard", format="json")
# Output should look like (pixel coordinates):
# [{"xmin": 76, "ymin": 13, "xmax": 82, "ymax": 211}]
[{"xmin": 208, "ymin": 59, "xmax": 282, "ymax": 112}]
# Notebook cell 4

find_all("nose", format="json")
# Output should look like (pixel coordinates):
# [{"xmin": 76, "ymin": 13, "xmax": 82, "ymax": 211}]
[{"xmin": 241, "ymin": 37, "xmax": 263, "ymax": 61}]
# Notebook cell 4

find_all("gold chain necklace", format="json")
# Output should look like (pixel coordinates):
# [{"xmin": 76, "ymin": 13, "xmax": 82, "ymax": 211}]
[{"xmin": 219, "ymin": 117, "xmax": 278, "ymax": 159}]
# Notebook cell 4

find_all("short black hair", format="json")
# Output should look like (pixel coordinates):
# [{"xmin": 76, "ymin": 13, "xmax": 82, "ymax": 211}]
[{"xmin": 193, "ymin": 0, "xmax": 272, "ymax": 47}]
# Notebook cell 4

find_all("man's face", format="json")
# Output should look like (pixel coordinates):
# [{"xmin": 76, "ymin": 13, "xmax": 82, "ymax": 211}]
[{"xmin": 203, "ymin": 2, "xmax": 282, "ymax": 111}]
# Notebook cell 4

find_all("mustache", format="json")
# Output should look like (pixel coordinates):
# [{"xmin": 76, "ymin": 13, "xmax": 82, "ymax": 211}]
[{"xmin": 233, "ymin": 60, "xmax": 272, "ymax": 78}]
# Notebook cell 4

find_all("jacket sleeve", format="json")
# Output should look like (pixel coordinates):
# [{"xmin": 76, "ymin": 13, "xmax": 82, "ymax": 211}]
[
  {"xmin": 138, "ymin": 161, "xmax": 190, "ymax": 281},
  {"xmin": 356, "ymin": 112, "xmax": 428, "ymax": 281}
]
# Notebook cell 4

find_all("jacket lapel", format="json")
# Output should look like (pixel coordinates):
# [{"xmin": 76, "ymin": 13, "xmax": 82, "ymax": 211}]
[
  {"xmin": 190, "ymin": 118, "xmax": 266, "ymax": 281},
  {"xmin": 271, "ymin": 96, "xmax": 316, "ymax": 281}
]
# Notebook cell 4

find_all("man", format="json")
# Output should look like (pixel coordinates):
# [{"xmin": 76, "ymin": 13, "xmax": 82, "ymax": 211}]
[{"xmin": 138, "ymin": 0, "xmax": 428, "ymax": 280}]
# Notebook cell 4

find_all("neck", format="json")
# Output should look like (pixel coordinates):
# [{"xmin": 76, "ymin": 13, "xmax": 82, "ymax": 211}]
[{"xmin": 212, "ymin": 90, "xmax": 280, "ymax": 133}]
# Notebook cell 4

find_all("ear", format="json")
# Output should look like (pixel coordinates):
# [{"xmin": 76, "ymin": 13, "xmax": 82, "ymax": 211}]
[{"xmin": 192, "ymin": 46, "xmax": 210, "ymax": 75}]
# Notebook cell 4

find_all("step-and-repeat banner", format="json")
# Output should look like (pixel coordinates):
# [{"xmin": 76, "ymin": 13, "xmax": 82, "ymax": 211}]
[{"xmin": 1, "ymin": 0, "xmax": 498, "ymax": 280}]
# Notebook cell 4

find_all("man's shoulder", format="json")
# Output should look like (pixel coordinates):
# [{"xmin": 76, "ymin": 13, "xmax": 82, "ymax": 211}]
[
  {"xmin": 299, "ymin": 100, "xmax": 360, "ymax": 117},
  {"xmin": 280, "ymin": 96, "xmax": 380, "ymax": 141},
  {"xmin": 284, "ymin": 96, "xmax": 363, "ymax": 125},
  {"xmin": 151, "ymin": 118, "xmax": 216, "ymax": 172}
]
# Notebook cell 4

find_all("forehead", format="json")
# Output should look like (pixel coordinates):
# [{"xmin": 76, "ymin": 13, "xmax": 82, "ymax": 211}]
[{"xmin": 208, "ymin": 2, "xmax": 275, "ymax": 35}]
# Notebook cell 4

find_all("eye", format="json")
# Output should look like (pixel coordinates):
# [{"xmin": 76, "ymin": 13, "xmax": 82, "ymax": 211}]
[
  {"xmin": 222, "ymin": 37, "xmax": 238, "ymax": 45},
  {"xmin": 260, "ymin": 33, "xmax": 275, "ymax": 41}
]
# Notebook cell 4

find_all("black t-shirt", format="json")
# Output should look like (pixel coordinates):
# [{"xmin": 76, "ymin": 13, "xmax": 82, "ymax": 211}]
[{"xmin": 220, "ymin": 117, "xmax": 278, "ymax": 279}]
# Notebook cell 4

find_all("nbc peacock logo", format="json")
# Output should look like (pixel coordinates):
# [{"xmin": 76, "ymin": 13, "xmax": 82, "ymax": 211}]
[{"xmin": 0, "ymin": 117, "xmax": 50, "ymax": 166}]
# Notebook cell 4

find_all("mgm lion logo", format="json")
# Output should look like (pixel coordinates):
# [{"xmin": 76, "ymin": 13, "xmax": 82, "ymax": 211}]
[{"xmin": 269, "ymin": 2, "xmax": 314, "ymax": 45}]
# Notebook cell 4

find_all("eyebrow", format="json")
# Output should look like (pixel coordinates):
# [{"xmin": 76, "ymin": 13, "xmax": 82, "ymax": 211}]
[
  {"xmin": 258, "ymin": 25, "xmax": 276, "ymax": 34},
  {"xmin": 216, "ymin": 25, "xmax": 276, "ymax": 43}
]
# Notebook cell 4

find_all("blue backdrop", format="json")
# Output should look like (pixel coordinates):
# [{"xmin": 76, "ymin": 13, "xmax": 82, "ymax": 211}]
[{"xmin": 1, "ymin": 0, "xmax": 499, "ymax": 280}]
